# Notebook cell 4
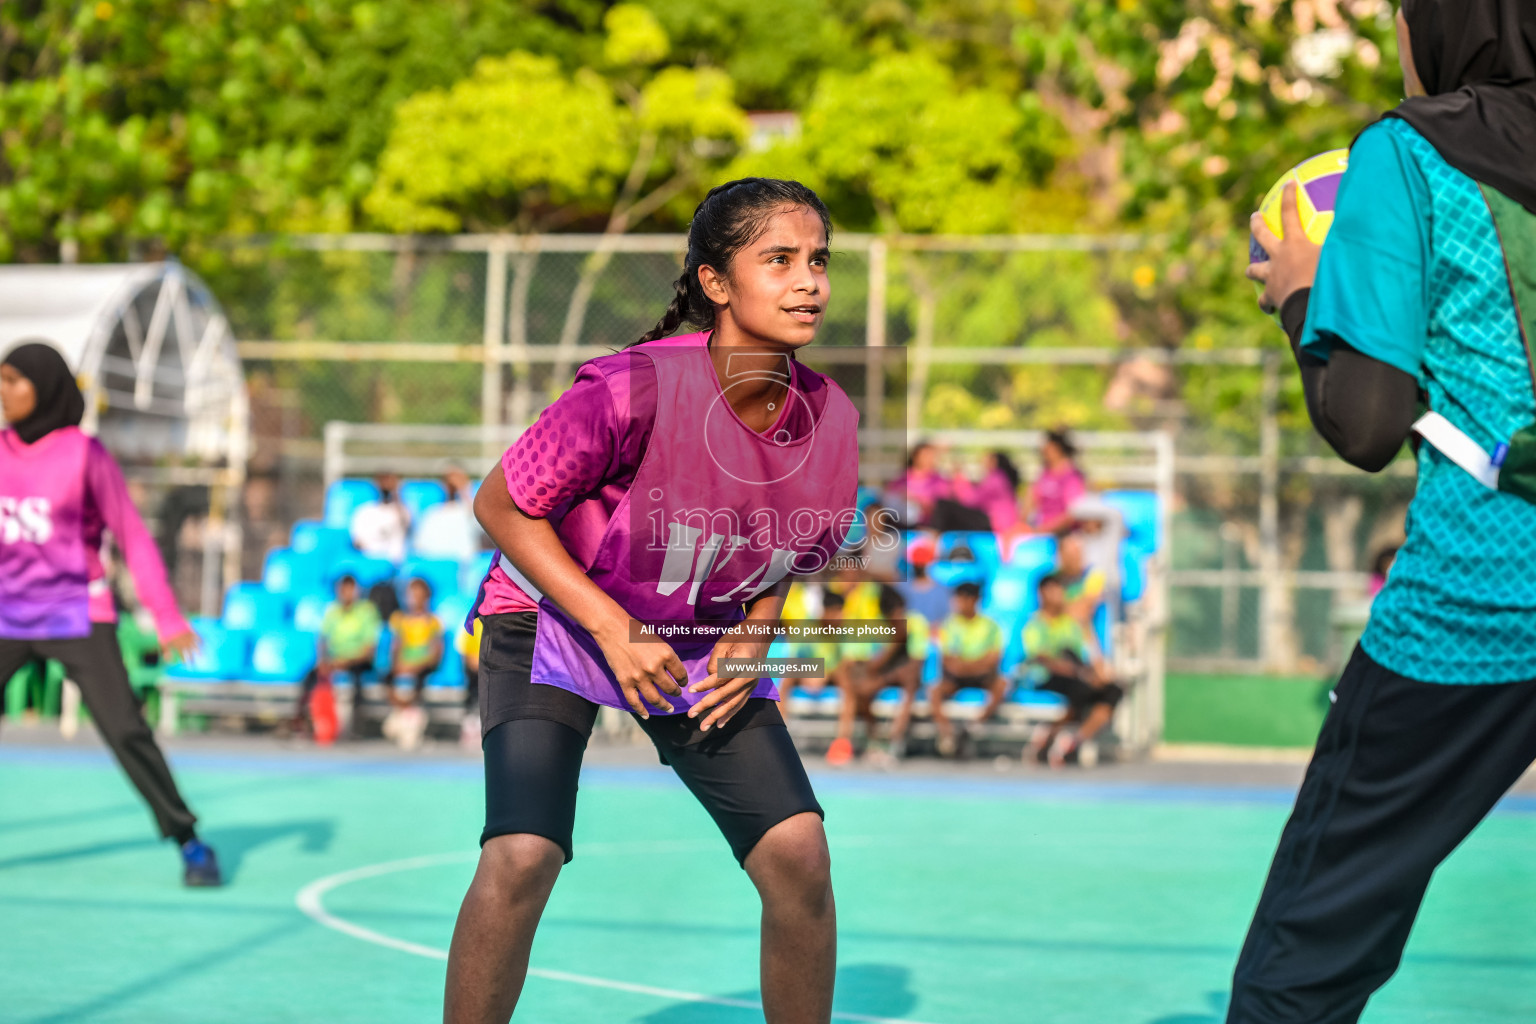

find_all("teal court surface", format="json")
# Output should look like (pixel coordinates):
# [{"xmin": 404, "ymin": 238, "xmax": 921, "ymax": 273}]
[{"xmin": 4, "ymin": 731, "xmax": 1536, "ymax": 1024}]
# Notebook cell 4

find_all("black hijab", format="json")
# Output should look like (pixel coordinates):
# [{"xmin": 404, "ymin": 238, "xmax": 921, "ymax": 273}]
[
  {"xmin": 1384, "ymin": 0, "xmax": 1536, "ymax": 214},
  {"xmin": 2, "ymin": 341, "xmax": 86, "ymax": 445}
]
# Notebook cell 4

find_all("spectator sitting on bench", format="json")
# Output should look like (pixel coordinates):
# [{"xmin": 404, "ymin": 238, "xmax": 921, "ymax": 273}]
[
  {"xmin": 930, "ymin": 582, "xmax": 1008, "ymax": 758},
  {"xmin": 1054, "ymin": 530, "xmax": 1107, "ymax": 631},
  {"xmin": 778, "ymin": 585, "xmax": 834, "ymax": 699},
  {"xmin": 874, "ymin": 586, "xmax": 932, "ymax": 762},
  {"xmin": 382, "ymin": 577, "xmax": 442, "ymax": 751},
  {"xmin": 897, "ymin": 544, "xmax": 952, "ymax": 627},
  {"xmin": 1023, "ymin": 573, "xmax": 1124, "ymax": 769},
  {"xmin": 293, "ymin": 573, "xmax": 381, "ymax": 736}
]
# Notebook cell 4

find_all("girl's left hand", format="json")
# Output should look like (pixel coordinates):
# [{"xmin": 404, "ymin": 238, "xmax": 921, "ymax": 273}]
[
  {"xmin": 1247, "ymin": 181, "xmax": 1322, "ymax": 315},
  {"xmin": 688, "ymin": 636, "xmax": 772, "ymax": 732},
  {"xmin": 162, "ymin": 629, "xmax": 201, "ymax": 663}
]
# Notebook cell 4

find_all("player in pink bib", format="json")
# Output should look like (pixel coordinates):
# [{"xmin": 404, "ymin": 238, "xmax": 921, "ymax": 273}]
[
  {"xmin": 444, "ymin": 180, "xmax": 858, "ymax": 1023},
  {"xmin": 0, "ymin": 342, "xmax": 220, "ymax": 887}
]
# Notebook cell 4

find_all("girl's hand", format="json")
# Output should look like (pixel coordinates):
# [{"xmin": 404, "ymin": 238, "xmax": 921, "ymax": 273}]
[
  {"xmin": 596, "ymin": 622, "xmax": 687, "ymax": 719},
  {"xmin": 162, "ymin": 630, "xmax": 200, "ymax": 663},
  {"xmin": 1247, "ymin": 181, "xmax": 1322, "ymax": 315},
  {"xmin": 687, "ymin": 635, "xmax": 772, "ymax": 732}
]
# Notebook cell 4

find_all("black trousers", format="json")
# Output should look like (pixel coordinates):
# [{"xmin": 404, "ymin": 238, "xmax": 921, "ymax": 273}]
[
  {"xmin": 1228, "ymin": 645, "xmax": 1536, "ymax": 1023},
  {"xmin": 0, "ymin": 624, "xmax": 199, "ymax": 844}
]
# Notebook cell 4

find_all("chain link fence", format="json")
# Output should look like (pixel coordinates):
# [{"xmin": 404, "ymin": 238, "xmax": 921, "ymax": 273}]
[{"xmin": 188, "ymin": 234, "xmax": 1410, "ymax": 676}]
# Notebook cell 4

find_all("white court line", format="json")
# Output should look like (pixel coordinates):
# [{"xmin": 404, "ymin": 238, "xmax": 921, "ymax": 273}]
[{"xmin": 294, "ymin": 845, "xmax": 943, "ymax": 1024}]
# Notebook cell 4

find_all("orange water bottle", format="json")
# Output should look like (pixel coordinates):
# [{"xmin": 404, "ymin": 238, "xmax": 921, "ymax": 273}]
[{"xmin": 310, "ymin": 669, "xmax": 339, "ymax": 745}]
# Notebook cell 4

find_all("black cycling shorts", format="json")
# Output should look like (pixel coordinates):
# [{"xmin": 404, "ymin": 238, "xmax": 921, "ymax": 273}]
[{"xmin": 477, "ymin": 612, "xmax": 823, "ymax": 866}]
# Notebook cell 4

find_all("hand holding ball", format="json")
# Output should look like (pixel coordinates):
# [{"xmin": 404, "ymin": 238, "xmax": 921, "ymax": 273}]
[{"xmin": 1247, "ymin": 149, "xmax": 1348, "ymax": 316}]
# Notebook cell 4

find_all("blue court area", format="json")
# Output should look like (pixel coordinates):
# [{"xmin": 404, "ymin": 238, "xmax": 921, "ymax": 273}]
[{"xmin": 3, "ymin": 736, "xmax": 1535, "ymax": 1023}]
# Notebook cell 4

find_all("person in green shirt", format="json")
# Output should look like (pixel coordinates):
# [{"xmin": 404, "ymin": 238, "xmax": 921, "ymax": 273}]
[
  {"xmin": 1022, "ymin": 573, "xmax": 1123, "ymax": 769},
  {"xmin": 292, "ymin": 573, "xmax": 382, "ymax": 735},
  {"xmin": 930, "ymin": 581, "xmax": 1007, "ymax": 757}
]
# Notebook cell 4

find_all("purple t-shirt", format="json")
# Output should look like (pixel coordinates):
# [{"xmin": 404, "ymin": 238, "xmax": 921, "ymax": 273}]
[{"xmin": 475, "ymin": 349, "xmax": 827, "ymax": 616}]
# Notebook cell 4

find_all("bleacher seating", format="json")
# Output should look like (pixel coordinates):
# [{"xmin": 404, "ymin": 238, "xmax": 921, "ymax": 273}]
[
  {"xmin": 249, "ymin": 629, "xmax": 317, "ymax": 683},
  {"xmin": 291, "ymin": 520, "xmax": 353, "ymax": 562},
  {"xmin": 162, "ymin": 478, "xmax": 1161, "ymax": 748},
  {"xmin": 168, "ymin": 618, "xmax": 250, "ymax": 681},
  {"xmin": 323, "ymin": 479, "xmax": 380, "ymax": 529},
  {"xmin": 399, "ymin": 479, "xmax": 448, "ymax": 520},
  {"xmin": 222, "ymin": 583, "xmax": 287, "ymax": 633},
  {"xmin": 1103, "ymin": 489, "xmax": 1160, "ymax": 555},
  {"xmin": 262, "ymin": 548, "xmax": 323, "ymax": 599},
  {"xmin": 460, "ymin": 551, "xmax": 494, "ymax": 596},
  {"xmin": 328, "ymin": 554, "xmax": 396, "ymax": 588},
  {"xmin": 292, "ymin": 592, "xmax": 330, "ymax": 633},
  {"xmin": 397, "ymin": 557, "xmax": 461, "ymax": 605}
]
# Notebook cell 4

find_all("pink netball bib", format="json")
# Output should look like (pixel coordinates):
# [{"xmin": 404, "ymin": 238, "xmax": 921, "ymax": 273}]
[
  {"xmin": 0, "ymin": 427, "xmax": 93, "ymax": 639},
  {"xmin": 530, "ymin": 333, "xmax": 860, "ymax": 712}
]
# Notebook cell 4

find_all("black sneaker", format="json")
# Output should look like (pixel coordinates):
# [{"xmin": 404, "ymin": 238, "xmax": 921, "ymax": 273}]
[{"xmin": 181, "ymin": 839, "xmax": 223, "ymax": 887}]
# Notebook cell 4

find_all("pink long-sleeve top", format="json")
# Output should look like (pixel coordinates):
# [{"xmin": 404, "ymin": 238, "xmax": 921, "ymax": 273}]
[
  {"xmin": 0, "ymin": 426, "xmax": 190, "ymax": 642},
  {"xmin": 953, "ymin": 468, "xmax": 1021, "ymax": 534}
]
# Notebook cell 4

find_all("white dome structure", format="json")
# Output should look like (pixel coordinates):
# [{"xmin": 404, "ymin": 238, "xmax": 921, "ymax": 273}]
[
  {"xmin": 0, "ymin": 261, "xmax": 250, "ymax": 615},
  {"xmin": 0, "ymin": 260, "xmax": 248, "ymax": 464}
]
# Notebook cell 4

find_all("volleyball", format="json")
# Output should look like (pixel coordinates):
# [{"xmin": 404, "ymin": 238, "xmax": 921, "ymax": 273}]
[{"xmin": 1248, "ymin": 148, "xmax": 1350, "ymax": 264}]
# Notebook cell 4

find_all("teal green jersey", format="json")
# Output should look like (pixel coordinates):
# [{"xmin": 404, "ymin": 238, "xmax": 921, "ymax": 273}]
[{"xmin": 1302, "ymin": 118, "xmax": 1536, "ymax": 682}]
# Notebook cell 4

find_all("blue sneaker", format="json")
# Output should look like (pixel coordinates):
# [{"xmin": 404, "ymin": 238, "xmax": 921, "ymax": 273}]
[{"xmin": 181, "ymin": 839, "xmax": 223, "ymax": 887}]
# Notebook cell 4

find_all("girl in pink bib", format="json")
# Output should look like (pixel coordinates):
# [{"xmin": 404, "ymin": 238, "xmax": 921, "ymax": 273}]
[
  {"xmin": 446, "ymin": 180, "xmax": 857, "ymax": 1022},
  {"xmin": 0, "ymin": 342, "xmax": 220, "ymax": 887}
]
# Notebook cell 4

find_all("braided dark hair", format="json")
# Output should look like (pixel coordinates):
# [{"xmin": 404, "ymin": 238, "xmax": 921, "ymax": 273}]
[{"xmin": 632, "ymin": 178, "xmax": 833, "ymax": 347}]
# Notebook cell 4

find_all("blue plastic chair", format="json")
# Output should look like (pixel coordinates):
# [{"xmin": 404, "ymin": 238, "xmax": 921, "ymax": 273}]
[
  {"xmin": 324, "ymin": 479, "xmax": 381, "ymax": 529},
  {"xmin": 291, "ymin": 519, "xmax": 354, "ymax": 561},
  {"xmin": 397, "ymin": 557, "xmax": 461, "ymax": 606},
  {"xmin": 981, "ymin": 566, "xmax": 1040, "ymax": 623},
  {"xmin": 1094, "ymin": 603, "xmax": 1113, "ymax": 658},
  {"xmin": 424, "ymin": 644, "xmax": 464, "ymax": 689},
  {"xmin": 1012, "ymin": 688, "xmax": 1069, "ymax": 710},
  {"xmin": 248, "ymin": 629, "xmax": 318, "ymax": 683},
  {"xmin": 459, "ymin": 551, "xmax": 494, "ymax": 596},
  {"xmin": 435, "ymin": 595, "xmax": 474, "ymax": 636},
  {"xmin": 937, "ymin": 531, "xmax": 1001, "ymax": 568},
  {"xmin": 262, "ymin": 548, "xmax": 324, "ymax": 599},
  {"xmin": 373, "ymin": 626, "xmax": 394, "ymax": 675},
  {"xmin": 166, "ymin": 617, "xmax": 250, "ymax": 681},
  {"xmin": 291, "ymin": 593, "xmax": 330, "ymax": 634},
  {"xmin": 328, "ymin": 555, "xmax": 396, "ymax": 589},
  {"xmin": 1007, "ymin": 534, "xmax": 1058, "ymax": 572},
  {"xmin": 1102, "ymin": 490, "xmax": 1161, "ymax": 553},
  {"xmin": 999, "ymin": 614, "xmax": 1030, "ymax": 676},
  {"xmin": 399, "ymin": 479, "xmax": 449, "ymax": 521},
  {"xmin": 222, "ymin": 583, "xmax": 288, "ymax": 633},
  {"xmin": 1120, "ymin": 548, "xmax": 1147, "ymax": 604}
]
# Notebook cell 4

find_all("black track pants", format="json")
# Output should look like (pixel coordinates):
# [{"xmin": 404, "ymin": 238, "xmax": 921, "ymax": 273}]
[
  {"xmin": 0, "ymin": 624, "xmax": 199, "ymax": 844},
  {"xmin": 1228, "ymin": 645, "xmax": 1536, "ymax": 1023}
]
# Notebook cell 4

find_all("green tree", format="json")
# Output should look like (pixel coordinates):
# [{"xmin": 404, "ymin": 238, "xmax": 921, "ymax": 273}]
[
  {"xmin": 0, "ymin": 0, "xmax": 596, "ymax": 261},
  {"xmin": 363, "ymin": 4, "xmax": 752, "ymax": 387}
]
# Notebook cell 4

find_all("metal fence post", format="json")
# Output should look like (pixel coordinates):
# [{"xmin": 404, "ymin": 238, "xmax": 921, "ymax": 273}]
[
  {"xmin": 1259, "ymin": 351, "xmax": 1283, "ymax": 670},
  {"xmin": 482, "ymin": 240, "xmax": 508, "ymax": 430},
  {"xmin": 865, "ymin": 239, "xmax": 887, "ymax": 458}
]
